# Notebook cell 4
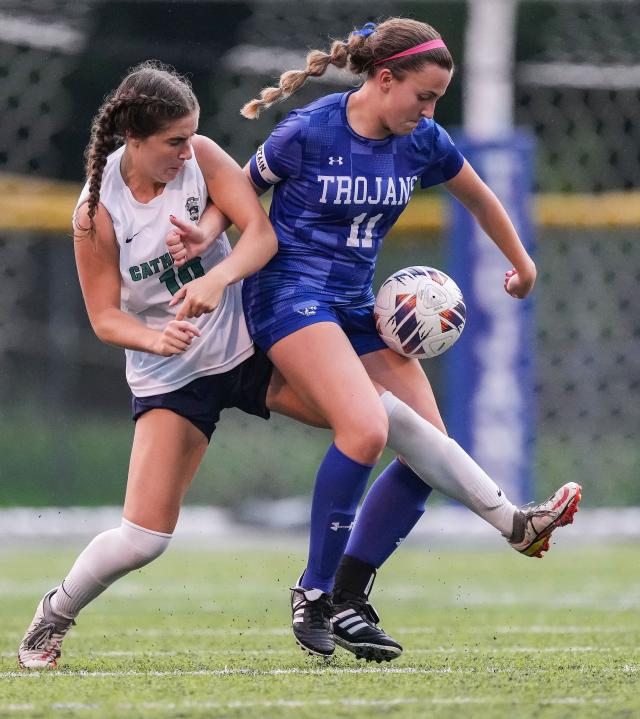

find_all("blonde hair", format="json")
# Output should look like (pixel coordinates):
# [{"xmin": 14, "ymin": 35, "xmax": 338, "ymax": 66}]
[{"xmin": 240, "ymin": 18, "xmax": 453, "ymax": 119}]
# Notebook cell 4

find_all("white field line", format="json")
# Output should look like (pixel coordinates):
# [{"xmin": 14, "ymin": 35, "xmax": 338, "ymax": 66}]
[
  {"xmin": 3, "ymin": 625, "xmax": 639, "ymax": 641},
  {"xmin": 4, "ymin": 584, "xmax": 639, "ymax": 610},
  {"xmin": 1, "ymin": 664, "xmax": 638, "ymax": 679},
  {"xmin": 1, "ymin": 627, "xmax": 291, "ymax": 639},
  {"xmin": 3, "ymin": 646, "xmax": 639, "ymax": 659},
  {"xmin": 0, "ymin": 697, "xmax": 616, "ymax": 713},
  {"xmin": 494, "ymin": 625, "xmax": 640, "ymax": 634}
]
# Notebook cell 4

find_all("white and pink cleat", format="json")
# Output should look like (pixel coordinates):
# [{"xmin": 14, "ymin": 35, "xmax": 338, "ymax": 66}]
[{"xmin": 509, "ymin": 482, "xmax": 582, "ymax": 558}]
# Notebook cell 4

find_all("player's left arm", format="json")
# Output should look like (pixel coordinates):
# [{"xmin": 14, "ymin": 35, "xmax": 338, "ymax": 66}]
[
  {"xmin": 169, "ymin": 134, "xmax": 277, "ymax": 319},
  {"xmin": 166, "ymin": 159, "xmax": 271, "ymax": 268},
  {"xmin": 166, "ymin": 201, "xmax": 231, "ymax": 267},
  {"xmin": 444, "ymin": 160, "xmax": 536, "ymax": 299}
]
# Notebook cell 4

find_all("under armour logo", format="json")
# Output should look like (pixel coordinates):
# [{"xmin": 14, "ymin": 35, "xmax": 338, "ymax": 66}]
[
  {"xmin": 330, "ymin": 521, "xmax": 355, "ymax": 532},
  {"xmin": 328, "ymin": 156, "xmax": 343, "ymax": 166}
]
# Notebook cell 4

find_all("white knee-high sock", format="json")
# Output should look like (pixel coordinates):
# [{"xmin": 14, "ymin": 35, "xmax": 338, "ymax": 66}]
[
  {"xmin": 380, "ymin": 392, "xmax": 519, "ymax": 537},
  {"xmin": 50, "ymin": 518, "xmax": 172, "ymax": 619}
]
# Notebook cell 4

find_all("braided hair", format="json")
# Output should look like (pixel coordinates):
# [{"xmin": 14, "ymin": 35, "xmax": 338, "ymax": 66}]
[
  {"xmin": 240, "ymin": 18, "xmax": 453, "ymax": 119},
  {"xmin": 82, "ymin": 60, "xmax": 198, "ymax": 233}
]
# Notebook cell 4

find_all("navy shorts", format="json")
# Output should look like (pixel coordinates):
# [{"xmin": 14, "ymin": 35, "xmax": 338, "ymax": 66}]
[
  {"xmin": 246, "ymin": 294, "xmax": 388, "ymax": 356},
  {"xmin": 131, "ymin": 349, "xmax": 272, "ymax": 441}
]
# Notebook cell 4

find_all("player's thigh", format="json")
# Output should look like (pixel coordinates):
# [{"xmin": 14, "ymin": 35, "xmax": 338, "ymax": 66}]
[
  {"xmin": 360, "ymin": 347, "xmax": 447, "ymax": 434},
  {"xmin": 124, "ymin": 409, "xmax": 209, "ymax": 533},
  {"xmin": 268, "ymin": 322, "xmax": 386, "ymax": 437}
]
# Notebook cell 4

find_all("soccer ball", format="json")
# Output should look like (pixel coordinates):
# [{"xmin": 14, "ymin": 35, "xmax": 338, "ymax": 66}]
[{"xmin": 374, "ymin": 266, "xmax": 466, "ymax": 359}]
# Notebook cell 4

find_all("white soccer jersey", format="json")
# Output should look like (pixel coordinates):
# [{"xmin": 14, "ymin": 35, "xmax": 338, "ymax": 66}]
[{"xmin": 75, "ymin": 144, "xmax": 254, "ymax": 397}]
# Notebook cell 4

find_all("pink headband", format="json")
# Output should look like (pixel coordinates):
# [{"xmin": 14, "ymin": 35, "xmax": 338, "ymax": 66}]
[{"xmin": 373, "ymin": 38, "xmax": 447, "ymax": 66}]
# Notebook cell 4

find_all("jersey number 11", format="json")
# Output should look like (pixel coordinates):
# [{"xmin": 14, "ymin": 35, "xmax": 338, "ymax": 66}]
[{"xmin": 346, "ymin": 213, "xmax": 383, "ymax": 248}]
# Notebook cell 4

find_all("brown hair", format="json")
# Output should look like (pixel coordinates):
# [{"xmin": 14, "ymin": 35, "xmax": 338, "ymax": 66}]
[
  {"xmin": 240, "ymin": 18, "xmax": 453, "ymax": 119},
  {"xmin": 81, "ymin": 60, "xmax": 198, "ymax": 233}
]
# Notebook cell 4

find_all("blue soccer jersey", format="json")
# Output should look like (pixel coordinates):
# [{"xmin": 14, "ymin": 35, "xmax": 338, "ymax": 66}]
[
  {"xmin": 247, "ymin": 89, "xmax": 463, "ymax": 304},
  {"xmin": 244, "ymin": 89, "xmax": 464, "ymax": 352}
]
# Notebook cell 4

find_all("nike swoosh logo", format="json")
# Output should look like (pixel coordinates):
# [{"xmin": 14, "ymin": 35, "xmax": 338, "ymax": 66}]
[{"xmin": 125, "ymin": 231, "xmax": 140, "ymax": 244}]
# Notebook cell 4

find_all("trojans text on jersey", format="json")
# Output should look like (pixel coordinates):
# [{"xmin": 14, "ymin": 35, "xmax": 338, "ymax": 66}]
[{"xmin": 317, "ymin": 174, "xmax": 418, "ymax": 206}]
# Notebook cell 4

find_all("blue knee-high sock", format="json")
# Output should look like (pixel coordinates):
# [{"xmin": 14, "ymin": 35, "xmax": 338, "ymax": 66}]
[
  {"xmin": 301, "ymin": 443, "xmax": 373, "ymax": 593},
  {"xmin": 345, "ymin": 458, "xmax": 433, "ymax": 568}
]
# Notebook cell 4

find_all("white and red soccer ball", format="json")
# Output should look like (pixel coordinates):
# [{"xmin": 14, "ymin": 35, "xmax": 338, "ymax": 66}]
[{"xmin": 374, "ymin": 266, "xmax": 466, "ymax": 359}]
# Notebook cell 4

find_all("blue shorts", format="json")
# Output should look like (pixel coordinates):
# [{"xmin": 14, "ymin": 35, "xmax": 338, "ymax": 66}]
[
  {"xmin": 131, "ymin": 349, "xmax": 272, "ymax": 441},
  {"xmin": 245, "ymin": 292, "xmax": 388, "ymax": 356}
]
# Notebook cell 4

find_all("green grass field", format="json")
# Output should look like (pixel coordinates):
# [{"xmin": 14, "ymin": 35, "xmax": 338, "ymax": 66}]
[{"xmin": 1, "ymin": 541, "xmax": 638, "ymax": 719}]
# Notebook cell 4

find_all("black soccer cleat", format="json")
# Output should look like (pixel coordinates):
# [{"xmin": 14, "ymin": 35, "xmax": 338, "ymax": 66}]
[
  {"xmin": 290, "ymin": 581, "xmax": 335, "ymax": 657},
  {"xmin": 331, "ymin": 597, "xmax": 402, "ymax": 662},
  {"xmin": 331, "ymin": 555, "xmax": 402, "ymax": 663}
]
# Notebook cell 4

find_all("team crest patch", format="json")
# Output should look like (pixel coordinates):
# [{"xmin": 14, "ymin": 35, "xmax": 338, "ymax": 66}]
[{"xmin": 185, "ymin": 197, "xmax": 200, "ymax": 221}]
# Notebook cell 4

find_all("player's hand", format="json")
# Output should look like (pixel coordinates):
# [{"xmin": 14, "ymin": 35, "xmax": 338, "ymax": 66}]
[
  {"xmin": 169, "ymin": 271, "xmax": 226, "ymax": 320},
  {"xmin": 165, "ymin": 215, "xmax": 215, "ymax": 267},
  {"xmin": 151, "ymin": 320, "xmax": 201, "ymax": 356},
  {"xmin": 504, "ymin": 266, "xmax": 536, "ymax": 299}
]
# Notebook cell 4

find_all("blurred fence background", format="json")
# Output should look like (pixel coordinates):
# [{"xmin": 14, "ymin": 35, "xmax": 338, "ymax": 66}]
[{"xmin": 0, "ymin": 0, "xmax": 638, "ymax": 511}]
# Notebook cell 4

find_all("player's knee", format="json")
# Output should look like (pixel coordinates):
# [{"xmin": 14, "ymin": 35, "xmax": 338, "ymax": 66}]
[
  {"xmin": 366, "ymin": 419, "xmax": 389, "ymax": 460},
  {"xmin": 338, "ymin": 413, "xmax": 388, "ymax": 464}
]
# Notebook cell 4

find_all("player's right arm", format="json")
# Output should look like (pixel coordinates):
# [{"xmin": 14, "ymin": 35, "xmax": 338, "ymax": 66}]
[{"xmin": 74, "ymin": 201, "xmax": 200, "ymax": 356}]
